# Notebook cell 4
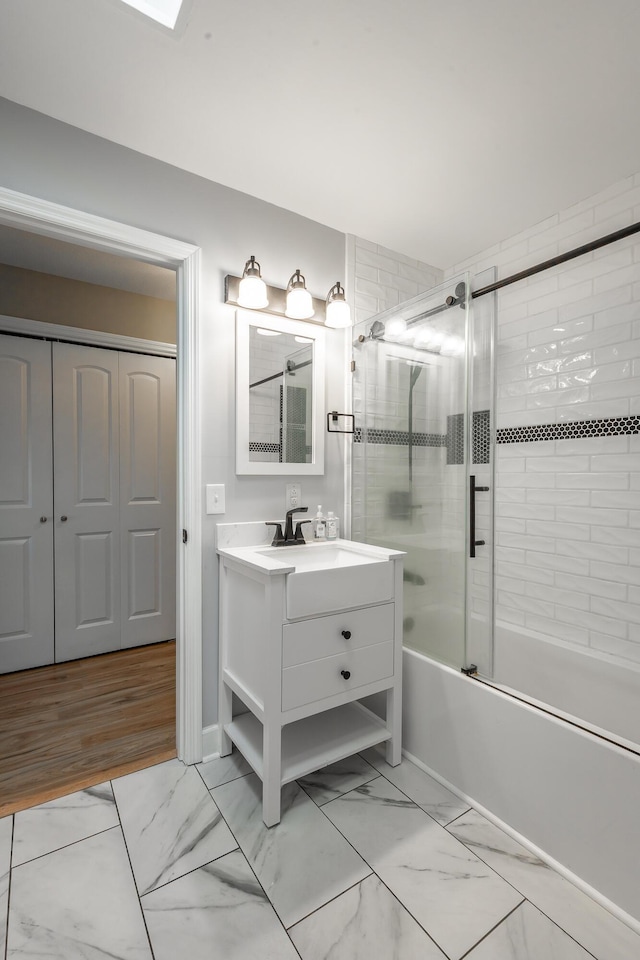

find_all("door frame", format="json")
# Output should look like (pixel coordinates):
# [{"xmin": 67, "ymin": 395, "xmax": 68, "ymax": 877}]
[{"xmin": 0, "ymin": 186, "xmax": 203, "ymax": 764}]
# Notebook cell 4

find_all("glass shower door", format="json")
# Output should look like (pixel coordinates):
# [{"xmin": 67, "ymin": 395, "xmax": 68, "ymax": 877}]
[{"xmin": 351, "ymin": 274, "xmax": 494, "ymax": 672}]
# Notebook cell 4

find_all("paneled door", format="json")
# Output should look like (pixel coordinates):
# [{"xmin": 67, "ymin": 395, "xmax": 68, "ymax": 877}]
[
  {"xmin": 53, "ymin": 343, "xmax": 121, "ymax": 662},
  {"xmin": 119, "ymin": 352, "xmax": 176, "ymax": 648},
  {"xmin": 0, "ymin": 335, "xmax": 54, "ymax": 673}
]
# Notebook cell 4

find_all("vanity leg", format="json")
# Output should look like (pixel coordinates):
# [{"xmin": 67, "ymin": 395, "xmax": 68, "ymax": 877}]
[
  {"xmin": 385, "ymin": 685, "xmax": 402, "ymax": 767},
  {"xmin": 219, "ymin": 681, "xmax": 233, "ymax": 757},
  {"xmin": 262, "ymin": 722, "xmax": 282, "ymax": 827}
]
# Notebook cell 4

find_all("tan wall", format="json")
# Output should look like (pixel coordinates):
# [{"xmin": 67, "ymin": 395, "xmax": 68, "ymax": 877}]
[{"xmin": 0, "ymin": 263, "xmax": 176, "ymax": 344}]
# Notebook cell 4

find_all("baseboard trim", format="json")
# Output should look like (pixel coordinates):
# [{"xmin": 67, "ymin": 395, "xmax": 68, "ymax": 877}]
[
  {"xmin": 201, "ymin": 724, "xmax": 220, "ymax": 763},
  {"xmin": 402, "ymin": 746, "xmax": 640, "ymax": 937}
]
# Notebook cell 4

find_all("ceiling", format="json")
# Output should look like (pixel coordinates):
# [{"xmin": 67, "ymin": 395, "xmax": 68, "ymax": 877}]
[{"xmin": 1, "ymin": 0, "xmax": 640, "ymax": 269}]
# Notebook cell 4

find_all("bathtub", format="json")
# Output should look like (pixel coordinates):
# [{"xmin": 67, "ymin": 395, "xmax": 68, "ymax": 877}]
[{"xmin": 402, "ymin": 648, "xmax": 640, "ymax": 929}]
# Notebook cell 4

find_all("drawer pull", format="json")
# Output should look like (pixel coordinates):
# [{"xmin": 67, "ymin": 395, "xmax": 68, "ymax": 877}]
[
  {"xmin": 341, "ymin": 629, "xmax": 351, "ymax": 639},
  {"xmin": 341, "ymin": 669, "xmax": 351, "ymax": 679}
]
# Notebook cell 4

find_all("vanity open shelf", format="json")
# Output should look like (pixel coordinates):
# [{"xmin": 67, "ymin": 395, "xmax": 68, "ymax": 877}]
[
  {"xmin": 225, "ymin": 701, "xmax": 391, "ymax": 786},
  {"xmin": 217, "ymin": 524, "xmax": 405, "ymax": 826}
]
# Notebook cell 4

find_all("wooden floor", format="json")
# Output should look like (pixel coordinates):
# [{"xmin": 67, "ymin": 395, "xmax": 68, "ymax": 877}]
[{"xmin": 0, "ymin": 641, "xmax": 176, "ymax": 817}]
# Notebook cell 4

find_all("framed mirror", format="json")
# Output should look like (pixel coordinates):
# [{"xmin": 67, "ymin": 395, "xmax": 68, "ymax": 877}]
[{"xmin": 236, "ymin": 310, "xmax": 326, "ymax": 475}]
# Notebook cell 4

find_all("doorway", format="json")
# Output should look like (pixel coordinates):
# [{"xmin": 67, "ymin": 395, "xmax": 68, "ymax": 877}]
[{"xmin": 0, "ymin": 185, "xmax": 203, "ymax": 774}]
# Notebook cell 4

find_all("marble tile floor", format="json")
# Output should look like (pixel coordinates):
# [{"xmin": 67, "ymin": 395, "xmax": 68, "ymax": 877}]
[{"xmin": 1, "ymin": 749, "xmax": 639, "ymax": 960}]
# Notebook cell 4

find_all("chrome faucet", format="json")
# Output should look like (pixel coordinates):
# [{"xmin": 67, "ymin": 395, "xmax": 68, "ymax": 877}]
[{"xmin": 266, "ymin": 506, "xmax": 310, "ymax": 546}]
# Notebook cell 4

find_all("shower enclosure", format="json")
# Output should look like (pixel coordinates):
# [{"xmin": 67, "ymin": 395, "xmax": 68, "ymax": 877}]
[{"xmin": 352, "ymin": 273, "xmax": 495, "ymax": 676}]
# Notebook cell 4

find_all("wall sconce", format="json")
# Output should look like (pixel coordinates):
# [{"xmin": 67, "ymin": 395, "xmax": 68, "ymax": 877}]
[
  {"xmin": 237, "ymin": 256, "xmax": 268, "ymax": 309},
  {"xmin": 325, "ymin": 281, "xmax": 351, "ymax": 328},
  {"xmin": 285, "ymin": 269, "xmax": 314, "ymax": 320},
  {"xmin": 225, "ymin": 258, "xmax": 351, "ymax": 328}
]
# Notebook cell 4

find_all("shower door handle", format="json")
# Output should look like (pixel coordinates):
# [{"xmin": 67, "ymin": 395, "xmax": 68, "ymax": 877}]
[{"xmin": 469, "ymin": 475, "xmax": 489, "ymax": 558}]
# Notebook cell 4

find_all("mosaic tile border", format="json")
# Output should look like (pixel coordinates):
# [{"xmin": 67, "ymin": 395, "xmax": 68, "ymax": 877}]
[
  {"xmin": 353, "ymin": 427, "xmax": 445, "ymax": 447},
  {"xmin": 249, "ymin": 441, "xmax": 280, "ymax": 454},
  {"xmin": 496, "ymin": 414, "xmax": 640, "ymax": 444}
]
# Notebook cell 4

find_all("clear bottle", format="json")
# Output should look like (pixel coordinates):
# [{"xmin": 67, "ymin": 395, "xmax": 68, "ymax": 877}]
[
  {"xmin": 313, "ymin": 505, "xmax": 326, "ymax": 540},
  {"xmin": 326, "ymin": 511, "xmax": 339, "ymax": 540}
]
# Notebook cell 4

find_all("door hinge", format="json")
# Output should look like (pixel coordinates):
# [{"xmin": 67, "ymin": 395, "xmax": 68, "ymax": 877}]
[
  {"xmin": 350, "ymin": 360, "xmax": 356, "ymax": 372},
  {"xmin": 182, "ymin": 529, "xmax": 188, "ymax": 544}
]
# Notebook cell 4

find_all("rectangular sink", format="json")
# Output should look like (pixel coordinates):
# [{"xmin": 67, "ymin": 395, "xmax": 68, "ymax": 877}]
[
  {"xmin": 258, "ymin": 541, "xmax": 395, "ymax": 619},
  {"xmin": 256, "ymin": 543, "xmax": 383, "ymax": 572}
]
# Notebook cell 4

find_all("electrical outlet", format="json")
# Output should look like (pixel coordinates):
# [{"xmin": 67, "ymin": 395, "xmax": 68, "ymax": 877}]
[{"xmin": 286, "ymin": 482, "xmax": 301, "ymax": 510}]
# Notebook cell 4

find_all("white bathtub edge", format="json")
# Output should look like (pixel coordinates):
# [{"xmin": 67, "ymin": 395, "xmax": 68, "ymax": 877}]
[{"xmin": 402, "ymin": 742, "xmax": 640, "ymax": 937}]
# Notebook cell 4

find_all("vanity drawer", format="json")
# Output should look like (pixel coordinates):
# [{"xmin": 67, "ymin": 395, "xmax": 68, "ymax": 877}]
[
  {"xmin": 282, "ymin": 603, "xmax": 394, "ymax": 667},
  {"xmin": 282, "ymin": 640, "xmax": 394, "ymax": 712}
]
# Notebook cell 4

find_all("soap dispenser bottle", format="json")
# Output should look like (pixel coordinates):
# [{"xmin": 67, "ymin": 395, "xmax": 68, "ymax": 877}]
[
  {"xmin": 313, "ymin": 505, "xmax": 326, "ymax": 540},
  {"xmin": 326, "ymin": 511, "xmax": 339, "ymax": 540}
]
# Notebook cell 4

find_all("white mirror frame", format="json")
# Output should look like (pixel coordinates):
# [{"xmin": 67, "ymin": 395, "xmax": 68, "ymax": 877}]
[{"xmin": 236, "ymin": 309, "xmax": 325, "ymax": 475}]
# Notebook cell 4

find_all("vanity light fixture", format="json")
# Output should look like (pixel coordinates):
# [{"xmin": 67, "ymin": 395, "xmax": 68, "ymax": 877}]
[
  {"xmin": 324, "ymin": 281, "xmax": 351, "ymax": 328},
  {"xmin": 225, "ymin": 260, "xmax": 349, "ymax": 327},
  {"xmin": 285, "ymin": 269, "xmax": 314, "ymax": 320},
  {"xmin": 237, "ymin": 256, "xmax": 269, "ymax": 309}
]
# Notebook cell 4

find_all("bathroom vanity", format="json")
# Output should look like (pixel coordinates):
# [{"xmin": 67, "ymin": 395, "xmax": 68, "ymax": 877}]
[{"xmin": 217, "ymin": 523, "xmax": 405, "ymax": 825}]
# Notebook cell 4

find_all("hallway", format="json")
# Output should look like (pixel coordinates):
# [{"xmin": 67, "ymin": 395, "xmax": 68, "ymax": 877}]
[{"xmin": 0, "ymin": 641, "xmax": 176, "ymax": 817}]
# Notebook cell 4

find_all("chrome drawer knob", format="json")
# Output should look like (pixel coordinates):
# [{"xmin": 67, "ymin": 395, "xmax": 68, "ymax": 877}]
[
  {"xmin": 341, "ymin": 669, "xmax": 351, "ymax": 679},
  {"xmin": 341, "ymin": 630, "xmax": 351, "ymax": 639}
]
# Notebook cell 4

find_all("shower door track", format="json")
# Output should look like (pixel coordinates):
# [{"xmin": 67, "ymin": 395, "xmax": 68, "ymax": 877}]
[{"xmin": 472, "ymin": 219, "xmax": 640, "ymax": 299}]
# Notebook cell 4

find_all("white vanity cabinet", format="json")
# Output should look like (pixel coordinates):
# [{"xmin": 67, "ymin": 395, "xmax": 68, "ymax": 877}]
[{"xmin": 217, "ymin": 528, "xmax": 404, "ymax": 826}]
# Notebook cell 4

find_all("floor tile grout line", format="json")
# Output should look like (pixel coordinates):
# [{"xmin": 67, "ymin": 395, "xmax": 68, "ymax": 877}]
[
  {"xmin": 442, "ymin": 820, "xmax": 603, "ymax": 960},
  {"xmin": 109, "ymin": 779, "xmax": 157, "ymax": 960},
  {"xmin": 9, "ymin": 821, "xmax": 120, "ymax": 872},
  {"xmin": 308, "ymin": 779, "xmax": 455, "ymax": 957},
  {"xmin": 199, "ymin": 775, "xmax": 306, "ymax": 957},
  {"xmin": 3, "ymin": 816, "xmax": 14, "ymax": 960},
  {"xmin": 457, "ymin": 899, "xmax": 524, "ymax": 960},
  {"xmin": 356, "ymin": 750, "xmax": 473, "ymax": 827}
]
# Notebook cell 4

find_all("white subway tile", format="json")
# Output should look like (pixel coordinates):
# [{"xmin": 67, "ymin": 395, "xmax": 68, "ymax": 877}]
[
  {"xmin": 589, "ymin": 633, "xmax": 640, "ymax": 665},
  {"xmin": 525, "ymin": 456, "xmax": 590, "ymax": 472},
  {"xmin": 591, "ymin": 453, "xmax": 640, "ymax": 472},
  {"xmin": 556, "ymin": 506, "xmax": 629, "ymax": 527},
  {"xmin": 526, "ymin": 489, "xmax": 590, "ymax": 506},
  {"xmin": 526, "ymin": 582, "xmax": 589, "ymax": 610},
  {"xmin": 555, "ymin": 571, "xmax": 627, "ymax": 601},
  {"xmin": 525, "ymin": 614, "xmax": 589, "ymax": 646},
  {"xmin": 593, "ymin": 299, "xmax": 640, "ymax": 329},
  {"xmin": 592, "ymin": 490, "xmax": 640, "ymax": 509},
  {"xmin": 595, "ymin": 338, "xmax": 640, "ymax": 364},
  {"xmin": 555, "ymin": 605, "xmax": 627, "ymax": 638},
  {"xmin": 499, "ymin": 472, "xmax": 555, "ymax": 489},
  {"xmin": 526, "ymin": 550, "xmax": 589, "ymax": 575},
  {"xmin": 500, "ymin": 531, "xmax": 556, "ymax": 552},
  {"xmin": 526, "ymin": 519, "xmax": 590, "ymax": 541},
  {"xmin": 591, "ymin": 526, "xmax": 640, "ymax": 548},
  {"xmin": 590, "ymin": 560, "xmax": 639, "ymax": 586},
  {"xmin": 557, "ymin": 399, "xmax": 630, "ymax": 421},
  {"xmin": 496, "ymin": 503, "xmax": 554, "ymax": 521},
  {"xmin": 497, "ymin": 591, "xmax": 555, "ymax": 617},
  {"xmin": 495, "ymin": 606, "xmax": 527, "ymax": 626},
  {"xmin": 555, "ymin": 472, "xmax": 628, "ymax": 490},
  {"xmin": 594, "ymin": 184, "xmax": 640, "ymax": 222},
  {"xmin": 592, "ymin": 597, "xmax": 640, "ymax": 625},
  {"xmin": 497, "ymin": 560, "xmax": 555, "ymax": 585}
]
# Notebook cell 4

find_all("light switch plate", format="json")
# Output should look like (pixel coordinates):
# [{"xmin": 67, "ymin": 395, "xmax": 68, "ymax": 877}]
[{"xmin": 206, "ymin": 483, "xmax": 226, "ymax": 515}]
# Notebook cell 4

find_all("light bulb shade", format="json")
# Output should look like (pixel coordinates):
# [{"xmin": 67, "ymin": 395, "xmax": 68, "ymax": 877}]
[
  {"xmin": 237, "ymin": 256, "xmax": 268, "ymax": 308},
  {"xmin": 285, "ymin": 269, "xmax": 314, "ymax": 319},
  {"xmin": 385, "ymin": 316, "xmax": 407, "ymax": 339},
  {"xmin": 325, "ymin": 281, "xmax": 351, "ymax": 328}
]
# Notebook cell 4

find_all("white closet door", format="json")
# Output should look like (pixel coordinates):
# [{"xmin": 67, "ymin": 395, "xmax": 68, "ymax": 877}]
[
  {"xmin": 0, "ymin": 335, "xmax": 54, "ymax": 673},
  {"xmin": 119, "ymin": 352, "xmax": 176, "ymax": 648},
  {"xmin": 53, "ymin": 342, "xmax": 121, "ymax": 662}
]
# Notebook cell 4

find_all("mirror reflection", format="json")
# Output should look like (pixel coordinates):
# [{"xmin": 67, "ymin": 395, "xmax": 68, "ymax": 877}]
[{"xmin": 249, "ymin": 327, "xmax": 314, "ymax": 463}]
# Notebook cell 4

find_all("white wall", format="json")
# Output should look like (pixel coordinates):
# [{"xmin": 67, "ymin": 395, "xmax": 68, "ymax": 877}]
[{"xmin": 0, "ymin": 97, "xmax": 348, "ymax": 727}]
